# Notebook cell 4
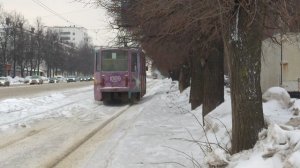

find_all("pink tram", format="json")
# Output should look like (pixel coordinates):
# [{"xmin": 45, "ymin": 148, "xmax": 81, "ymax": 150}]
[{"xmin": 94, "ymin": 47, "xmax": 146, "ymax": 102}]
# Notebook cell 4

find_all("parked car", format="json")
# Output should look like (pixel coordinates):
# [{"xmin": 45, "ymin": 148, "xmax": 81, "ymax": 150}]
[
  {"xmin": 41, "ymin": 76, "xmax": 49, "ymax": 83},
  {"xmin": 24, "ymin": 76, "xmax": 32, "ymax": 84},
  {"xmin": 87, "ymin": 76, "xmax": 94, "ymax": 81},
  {"xmin": 29, "ymin": 76, "xmax": 43, "ymax": 85},
  {"xmin": 49, "ymin": 77, "xmax": 59, "ymax": 83},
  {"xmin": 0, "ymin": 77, "xmax": 10, "ymax": 86},
  {"xmin": 66, "ymin": 76, "xmax": 77, "ymax": 82},
  {"xmin": 79, "ymin": 76, "xmax": 87, "ymax": 81},
  {"xmin": 56, "ymin": 76, "xmax": 66, "ymax": 83}
]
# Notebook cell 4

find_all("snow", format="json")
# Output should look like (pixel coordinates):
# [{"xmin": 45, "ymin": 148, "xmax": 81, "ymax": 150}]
[
  {"xmin": 232, "ymin": 5, "xmax": 240, "ymax": 42},
  {"xmin": 7, "ymin": 76, "xmax": 24, "ymax": 85},
  {"xmin": 263, "ymin": 87, "xmax": 292, "ymax": 108},
  {"xmin": 0, "ymin": 79, "xmax": 299, "ymax": 167}
]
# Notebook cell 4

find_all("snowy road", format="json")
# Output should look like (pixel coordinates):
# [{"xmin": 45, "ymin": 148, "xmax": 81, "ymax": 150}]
[
  {"xmin": 0, "ymin": 78, "xmax": 173, "ymax": 168},
  {"xmin": 0, "ymin": 81, "xmax": 93, "ymax": 100},
  {"xmin": 0, "ymin": 83, "xmax": 128, "ymax": 167}
]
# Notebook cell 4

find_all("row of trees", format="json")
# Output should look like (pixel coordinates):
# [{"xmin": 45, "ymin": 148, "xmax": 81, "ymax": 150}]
[
  {"xmin": 0, "ymin": 7, "xmax": 94, "ymax": 77},
  {"xmin": 92, "ymin": 0, "xmax": 300, "ymax": 154}
]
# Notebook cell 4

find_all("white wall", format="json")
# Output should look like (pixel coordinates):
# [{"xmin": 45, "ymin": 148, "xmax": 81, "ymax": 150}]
[{"xmin": 261, "ymin": 33, "xmax": 300, "ymax": 92}]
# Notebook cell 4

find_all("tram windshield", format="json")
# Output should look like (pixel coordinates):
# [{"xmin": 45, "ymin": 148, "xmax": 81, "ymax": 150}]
[{"xmin": 100, "ymin": 50, "xmax": 128, "ymax": 71}]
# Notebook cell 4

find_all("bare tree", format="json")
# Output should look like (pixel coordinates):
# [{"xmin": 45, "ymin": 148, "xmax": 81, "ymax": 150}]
[
  {"xmin": 0, "ymin": 13, "xmax": 12, "ymax": 76},
  {"xmin": 34, "ymin": 17, "xmax": 44, "ymax": 76},
  {"xmin": 8, "ymin": 12, "xmax": 26, "ymax": 77},
  {"xmin": 43, "ymin": 30, "xmax": 58, "ymax": 77}
]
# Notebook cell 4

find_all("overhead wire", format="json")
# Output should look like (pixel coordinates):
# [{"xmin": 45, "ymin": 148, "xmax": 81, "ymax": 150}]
[
  {"xmin": 31, "ymin": 0, "xmax": 114, "ymax": 45},
  {"xmin": 31, "ymin": 0, "xmax": 76, "ymax": 25},
  {"xmin": 41, "ymin": 9, "xmax": 93, "ymax": 18}
]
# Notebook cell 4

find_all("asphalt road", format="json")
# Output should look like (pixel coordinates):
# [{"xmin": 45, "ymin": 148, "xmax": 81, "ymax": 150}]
[{"xmin": 0, "ymin": 82, "xmax": 93, "ymax": 100}]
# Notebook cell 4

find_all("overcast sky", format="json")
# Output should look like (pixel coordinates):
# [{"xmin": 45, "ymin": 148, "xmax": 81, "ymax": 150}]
[{"xmin": 0, "ymin": 0, "xmax": 117, "ymax": 46}]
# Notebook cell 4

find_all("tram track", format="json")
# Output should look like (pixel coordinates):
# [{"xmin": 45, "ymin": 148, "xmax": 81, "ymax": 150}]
[
  {"xmin": 0, "ymin": 102, "xmax": 132, "ymax": 168},
  {"xmin": 47, "ymin": 81, "xmax": 159, "ymax": 167},
  {"xmin": 0, "ymin": 120, "xmax": 65, "ymax": 150},
  {"xmin": 0, "ymin": 78, "xmax": 159, "ymax": 167},
  {"xmin": 0, "ymin": 91, "xmax": 101, "ymax": 151},
  {"xmin": 47, "ymin": 105, "xmax": 131, "ymax": 168}
]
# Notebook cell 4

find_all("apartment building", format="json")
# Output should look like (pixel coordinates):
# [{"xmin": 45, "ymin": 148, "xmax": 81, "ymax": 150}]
[{"xmin": 47, "ymin": 26, "xmax": 89, "ymax": 47}]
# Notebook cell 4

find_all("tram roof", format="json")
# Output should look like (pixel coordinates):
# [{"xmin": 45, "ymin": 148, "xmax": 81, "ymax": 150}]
[{"xmin": 96, "ymin": 46, "xmax": 140, "ymax": 51}]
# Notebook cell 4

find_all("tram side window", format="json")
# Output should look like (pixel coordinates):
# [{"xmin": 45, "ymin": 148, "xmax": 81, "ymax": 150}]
[
  {"xmin": 101, "ymin": 50, "xmax": 128, "ymax": 71},
  {"xmin": 131, "ymin": 53, "xmax": 138, "ymax": 72}
]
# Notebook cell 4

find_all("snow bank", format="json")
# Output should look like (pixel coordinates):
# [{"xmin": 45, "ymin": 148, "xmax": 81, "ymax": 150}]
[
  {"xmin": 262, "ymin": 87, "xmax": 292, "ymax": 108},
  {"xmin": 229, "ymin": 124, "xmax": 300, "ymax": 168},
  {"xmin": 186, "ymin": 86, "xmax": 299, "ymax": 168},
  {"xmin": 7, "ymin": 76, "xmax": 24, "ymax": 85}
]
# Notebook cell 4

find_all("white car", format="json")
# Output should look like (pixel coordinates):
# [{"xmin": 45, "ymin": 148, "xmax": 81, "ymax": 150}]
[
  {"xmin": 29, "ymin": 76, "xmax": 43, "ymax": 85},
  {"xmin": 55, "ymin": 76, "xmax": 66, "ymax": 83},
  {"xmin": 0, "ymin": 77, "xmax": 10, "ymax": 86},
  {"xmin": 24, "ymin": 76, "xmax": 32, "ymax": 84}
]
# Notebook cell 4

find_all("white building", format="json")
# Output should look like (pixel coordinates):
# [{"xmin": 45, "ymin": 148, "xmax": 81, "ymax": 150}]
[
  {"xmin": 47, "ymin": 26, "xmax": 89, "ymax": 47},
  {"xmin": 261, "ymin": 33, "xmax": 300, "ymax": 94}
]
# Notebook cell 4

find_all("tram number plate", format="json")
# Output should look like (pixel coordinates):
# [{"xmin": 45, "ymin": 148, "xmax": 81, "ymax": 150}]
[{"xmin": 110, "ymin": 76, "xmax": 121, "ymax": 83}]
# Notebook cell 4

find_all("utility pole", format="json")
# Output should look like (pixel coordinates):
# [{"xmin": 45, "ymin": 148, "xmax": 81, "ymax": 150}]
[{"xmin": 280, "ymin": 34, "xmax": 283, "ymax": 86}]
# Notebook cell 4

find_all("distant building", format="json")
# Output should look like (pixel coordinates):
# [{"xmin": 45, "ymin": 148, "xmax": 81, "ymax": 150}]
[
  {"xmin": 47, "ymin": 26, "xmax": 89, "ymax": 47},
  {"xmin": 261, "ymin": 33, "xmax": 300, "ymax": 95}
]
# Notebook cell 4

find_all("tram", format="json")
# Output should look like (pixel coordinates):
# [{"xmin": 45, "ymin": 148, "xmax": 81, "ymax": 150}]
[{"xmin": 94, "ymin": 47, "xmax": 146, "ymax": 102}]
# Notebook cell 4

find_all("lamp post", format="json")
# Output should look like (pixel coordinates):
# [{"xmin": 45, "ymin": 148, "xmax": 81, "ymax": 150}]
[{"xmin": 280, "ymin": 34, "xmax": 283, "ymax": 86}]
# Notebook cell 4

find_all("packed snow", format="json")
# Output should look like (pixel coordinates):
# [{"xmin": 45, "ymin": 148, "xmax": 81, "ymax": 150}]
[{"xmin": 0, "ymin": 78, "xmax": 299, "ymax": 167}]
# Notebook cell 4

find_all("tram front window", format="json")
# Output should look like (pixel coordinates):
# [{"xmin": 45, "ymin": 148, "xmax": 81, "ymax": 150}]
[{"xmin": 101, "ymin": 50, "xmax": 128, "ymax": 71}]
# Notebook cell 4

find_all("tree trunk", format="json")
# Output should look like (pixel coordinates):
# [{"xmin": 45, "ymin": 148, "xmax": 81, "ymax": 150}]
[
  {"xmin": 13, "ymin": 36, "xmax": 16, "ymax": 78},
  {"xmin": 229, "ymin": 4, "xmax": 265, "ymax": 154},
  {"xmin": 190, "ymin": 55, "xmax": 204, "ymax": 110},
  {"xmin": 47, "ymin": 66, "xmax": 51, "ymax": 77},
  {"xmin": 21, "ymin": 64, "xmax": 24, "ymax": 77},
  {"xmin": 178, "ymin": 64, "xmax": 190, "ymax": 93},
  {"xmin": 13, "ymin": 60, "xmax": 16, "ymax": 77},
  {"xmin": 168, "ymin": 68, "xmax": 180, "ymax": 81},
  {"xmin": 55, "ymin": 68, "xmax": 58, "ymax": 76},
  {"xmin": 203, "ymin": 42, "xmax": 224, "ymax": 116},
  {"xmin": 30, "ymin": 60, "xmax": 33, "ymax": 76}
]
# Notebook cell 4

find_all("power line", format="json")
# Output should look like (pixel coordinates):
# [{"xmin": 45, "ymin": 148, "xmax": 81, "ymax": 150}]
[
  {"xmin": 31, "ymin": 0, "xmax": 113, "ymax": 30},
  {"xmin": 31, "ymin": 0, "xmax": 76, "ymax": 25},
  {"xmin": 41, "ymin": 9, "xmax": 93, "ymax": 18}
]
